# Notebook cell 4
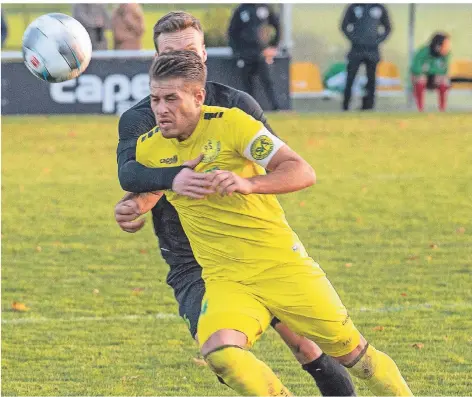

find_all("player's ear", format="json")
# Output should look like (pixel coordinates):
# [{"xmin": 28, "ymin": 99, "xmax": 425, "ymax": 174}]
[
  {"xmin": 201, "ymin": 45, "xmax": 208, "ymax": 63},
  {"xmin": 195, "ymin": 87, "xmax": 206, "ymax": 106}
]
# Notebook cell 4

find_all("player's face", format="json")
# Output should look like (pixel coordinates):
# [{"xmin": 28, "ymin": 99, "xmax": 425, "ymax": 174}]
[
  {"xmin": 440, "ymin": 38, "xmax": 451, "ymax": 56},
  {"xmin": 157, "ymin": 27, "xmax": 207, "ymax": 62},
  {"xmin": 150, "ymin": 77, "xmax": 205, "ymax": 140}
]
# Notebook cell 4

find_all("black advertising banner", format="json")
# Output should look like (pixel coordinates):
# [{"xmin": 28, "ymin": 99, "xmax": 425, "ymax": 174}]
[{"xmin": 1, "ymin": 53, "xmax": 290, "ymax": 115}]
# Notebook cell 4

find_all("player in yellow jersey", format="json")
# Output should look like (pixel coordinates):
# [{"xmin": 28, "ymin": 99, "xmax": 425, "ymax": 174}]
[{"xmin": 136, "ymin": 50, "xmax": 413, "ymax": 397}]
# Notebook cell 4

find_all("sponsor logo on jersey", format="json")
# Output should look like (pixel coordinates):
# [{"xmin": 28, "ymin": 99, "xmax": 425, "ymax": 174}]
[
  {"xmin": 160, "ymin": 155, "xmax": 178, "ymax": 164},
  {"xmin": 201, "ymin": 139, "xmax": 221, "ymax": 163},
  {"xmin": 250, "ymin": 135, "xmax": 274, "ymax": 160}
]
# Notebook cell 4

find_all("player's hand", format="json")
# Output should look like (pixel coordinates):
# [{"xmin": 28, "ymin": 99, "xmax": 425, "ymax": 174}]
[
  {"xmin": 172, "ymin": 154, "xmax": 215, "ymax": 199},
  {"xmin": 207, "ymin": 170, "xmax": 253, "ymax": 196},
  {"xmin": 115, "ymin": 199, "xmax": 146, "ymax": 233},
  {"xmin": 263, "ymin": 47, "xmax": 277, "ymax": 64}
]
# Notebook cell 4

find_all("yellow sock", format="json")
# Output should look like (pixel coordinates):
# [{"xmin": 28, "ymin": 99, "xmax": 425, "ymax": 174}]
[
  {"xmin": 205, "ymin": 346, "xmax": 292, "ymax": 396},
  {"xmin": 347, "ymin": 344, "xmax": 413, "ymax": 396}
]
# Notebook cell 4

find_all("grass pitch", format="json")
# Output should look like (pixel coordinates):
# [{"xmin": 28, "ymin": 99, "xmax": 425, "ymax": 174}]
[{"xmin": 2, "ymin": 112, "xmax": 472, "ymax": 396}]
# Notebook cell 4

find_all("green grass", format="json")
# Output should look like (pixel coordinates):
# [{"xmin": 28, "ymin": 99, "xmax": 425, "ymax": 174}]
[
  {"xmin": 2, "ymin": 113, "xmax": 472, "ymax": 396},
  {"xmin": 3, "ymin": 3, "xmax": 472, "ymax": 76}
]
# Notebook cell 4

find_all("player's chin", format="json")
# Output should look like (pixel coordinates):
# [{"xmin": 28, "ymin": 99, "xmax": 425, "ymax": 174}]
[{"xmin": 160, "ymin": 126, "xmax": 176, "ymax": 138}]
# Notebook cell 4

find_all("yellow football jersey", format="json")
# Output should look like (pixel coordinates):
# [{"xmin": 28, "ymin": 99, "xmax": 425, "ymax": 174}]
[{"xmin": 136, "ymin": 105, "xmax": 312, "ymax": 282}]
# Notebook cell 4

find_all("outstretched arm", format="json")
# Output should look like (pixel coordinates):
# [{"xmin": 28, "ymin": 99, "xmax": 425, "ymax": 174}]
[
  {"xmin": 209, "ymin": 145, "xmax": 315, "ymax": 196},
  {"xmin": 207, "ymin": 108, "xmax": 315, "ymax": 196}
]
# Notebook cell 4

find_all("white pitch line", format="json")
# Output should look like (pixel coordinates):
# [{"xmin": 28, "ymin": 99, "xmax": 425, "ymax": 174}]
[
  {"xmin": 2, "ymin": 302, "xmax": 471, "ymax": 325},
  {"xmin": 2, "ymin": 312, "xmax": 179, "ymax": 325}
]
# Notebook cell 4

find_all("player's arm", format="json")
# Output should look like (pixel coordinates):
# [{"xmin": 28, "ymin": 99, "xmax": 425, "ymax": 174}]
[
  {"xmin": 114, "ymin": 191, "xmax": 163, "ymax": 233},
  {"xmin": 227, "ymin": 6, "xmax": 242, "ymax": 51},
  {"xmin": 117, "ymin": 108, "xmax": 188, "ymax": 193},
  {"xmin": 267, "ymin": 5, "xmax": 281, "ymax": 48},
  {"xmin": 376, "ymin": 5, "xmax": 392, "ymax": 45},
  {"xmin": 209, "ymin": 109, "xmax": 315, "ymax": 196},
  {"xmin": 340, "ymin": 4, "xmax": 356, "ymax": 42},
  {"xmin": 247, "ymin": 145, "xmax": 316, "ymax": 194},
  {"xmin": 410, "ymin": 48, "xmax": 427, "ymax": 76}
]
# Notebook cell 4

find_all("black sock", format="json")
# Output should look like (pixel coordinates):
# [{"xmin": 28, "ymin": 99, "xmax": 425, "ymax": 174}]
[{"xmin": 302, "ymin": 353, "xmax": 356, "ymax": 396}]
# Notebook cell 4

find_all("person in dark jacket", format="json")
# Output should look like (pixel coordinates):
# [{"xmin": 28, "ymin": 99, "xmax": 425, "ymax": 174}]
[
  {"xmin": 341, "ymin": 3, "xmax": 391, "ymax": 111},
  {"xmin": 1, "ymin": 12, "xmax": 8, "ymax": 47},
  {"xmin": 228, "ymin": 3, "xmax": 281, "ymax": 111}
]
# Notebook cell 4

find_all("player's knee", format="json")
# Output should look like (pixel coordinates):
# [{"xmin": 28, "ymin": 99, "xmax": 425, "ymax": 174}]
[
  {"xmin": 333, "ymin": 335, "xmax": 368, "ymax": 367},
  {"xmin": 413, "ymin": 75, "xmax": 426, "ymax": 84},
  {"xmin": 204, "ymin": 345, "xmax": 244, "ymax": 377},
  {"xmin": 294, "ymin": 337, "xmax": 323, "ymax": 364},
  {"xmin": 200, "ymin": 329, "xmax": 247, "ymax": 357}
]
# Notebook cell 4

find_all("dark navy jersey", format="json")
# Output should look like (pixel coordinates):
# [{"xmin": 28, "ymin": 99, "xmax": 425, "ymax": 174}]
[{"xmin": 117, "ymin": 81, "xmax": 274, "ymax": 288}]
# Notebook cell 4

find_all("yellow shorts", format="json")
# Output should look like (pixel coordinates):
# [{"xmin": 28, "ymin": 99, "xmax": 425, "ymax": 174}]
[{"xmin": 197, "ymin": 260, "xmax": 361, "ymax": 357}]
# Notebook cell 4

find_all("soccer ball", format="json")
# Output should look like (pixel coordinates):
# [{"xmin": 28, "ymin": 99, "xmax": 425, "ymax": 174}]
[{"xmin": 22, "ymin": 13, "xmax": 92, "ymax": 83}]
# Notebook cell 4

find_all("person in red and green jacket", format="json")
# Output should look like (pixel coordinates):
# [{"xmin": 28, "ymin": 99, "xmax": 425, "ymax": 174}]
[{"xmin": 411, "ymin": 32, "xmax": 451, "ymax": 112}]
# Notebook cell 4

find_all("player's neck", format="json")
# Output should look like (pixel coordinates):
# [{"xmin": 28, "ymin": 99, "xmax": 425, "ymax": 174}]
[{"xmin": 177, "ymin": 109, "xmax": 203, "ymax": 142}]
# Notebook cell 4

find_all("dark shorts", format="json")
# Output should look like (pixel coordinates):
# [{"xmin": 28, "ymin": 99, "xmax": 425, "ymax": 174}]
[{"xmin": 170, "ymin": 267, "xmax": 206, "ymax": 339}]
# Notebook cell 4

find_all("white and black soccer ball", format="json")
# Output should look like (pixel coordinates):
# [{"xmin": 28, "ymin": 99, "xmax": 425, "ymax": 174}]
[{"xmin": 22, "ymin": 13, "xmax": 92, "ymax": 83}]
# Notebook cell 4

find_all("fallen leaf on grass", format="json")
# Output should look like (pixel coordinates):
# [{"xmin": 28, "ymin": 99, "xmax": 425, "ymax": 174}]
[
  {"xmin": 400, "ymin": 293, "xmax": 408, "ymax": 297},
  {"xmin": 299, "ymin": 201, "xmax": 306, "ymax": 207},
  {"xmin": 35, "ymin": 246, "xmax": 42, "ymax": 252},
  {"xmin": 373, "ymin": 326, "xmax": 385, "ymax": 331},
  {"xmin": 398, "ymin": 120, "xmax": 408, "ymax": 129},
  {"xmin": 192, "ymin": 357, "xmax": 207, "ymax": 366},
  {"xmin": 68, "ymin": 131, "xmax": 77, "ymax": 138},
  {"xmin": 139, "ymin": 249, "xmax": 148, "ymax": 254},
  {"xmin": 132, "ymin": 287, "xmax": 145, "ymax": 296},
  {"xmin": 121, "ymin": 375, "xmax": 140, "ymax": 383},
  {"xmin": 92, "ymin": 289, "xmax": 100, "ymax": 295},
  {"xmin": 12, "ymin": 302, "xmax": 29, "ymax": 312},
  {"xmin": 456, "ymin": 227, "xmax": 465, "ymax": 234},
  {"xmin": 429, "ymin": 244, "xmax": 439, "ymax": 249},
  {"xmin": 406, "ymin": 255, "xmax": 419, "ymax": 261},
  {"xmin": 412, "ymin": 343, "xmax": 424, "ymax": 349},
  {"xmin": 345, "ymin": 263, "xmax": 353, "ymax": 268}
]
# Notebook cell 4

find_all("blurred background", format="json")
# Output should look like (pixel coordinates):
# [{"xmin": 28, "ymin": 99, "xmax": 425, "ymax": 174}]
[{"xmin": 1, "ymin": 3, "xmax": 471, "ymax": 113}]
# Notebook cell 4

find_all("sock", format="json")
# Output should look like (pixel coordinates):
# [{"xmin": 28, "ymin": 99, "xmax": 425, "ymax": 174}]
[
  {"xmin": 413, "ymin": 81, "xmax": 426, "ymax": 112},
  {"xmin": 303, "ymin": 353, "xmax": 356, "ymax": 396},
  {"xmin": 346, "ymin": 344, "xmax": 413, "ymax": 396},
  {"xmin": 205, "ymin": 346, "xmax": 292, "ymax": 396},
  {"xmin": 438, "ymin": 84, "xmax": 448, "ymax": 111}
]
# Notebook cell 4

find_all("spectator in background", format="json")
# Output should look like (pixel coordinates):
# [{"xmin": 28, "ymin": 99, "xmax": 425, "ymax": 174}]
[
  {"xmin": 341, "ymin": 3, "xmax": 391, "ymax": 111},
  {"xmin": 1, "ymin": 12, "xmax": 8, "ymax": 47},
  {"xmin": 112, "ymin": 3, "xmax": 145, "ymax": 50},
  {"xmin": 411, "ymin": 32, "xmax": 451, "ymax": 112},
  {"xmin": 73, "ymin": 4, "xmax": 111, "ymax": 50},
  {"xmin": 228, "ymin": 3, "xmax": 281, "ymax": 111}
]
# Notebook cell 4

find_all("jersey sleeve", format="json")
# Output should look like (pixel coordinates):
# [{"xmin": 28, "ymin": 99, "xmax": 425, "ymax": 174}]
[
  {"xmin": 229, "ymin": 108, "xmax": 285, "ymax": 168},
  {"xmin": 117, "ymin": 106, "xmax": 184, "ymax": 193}
]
